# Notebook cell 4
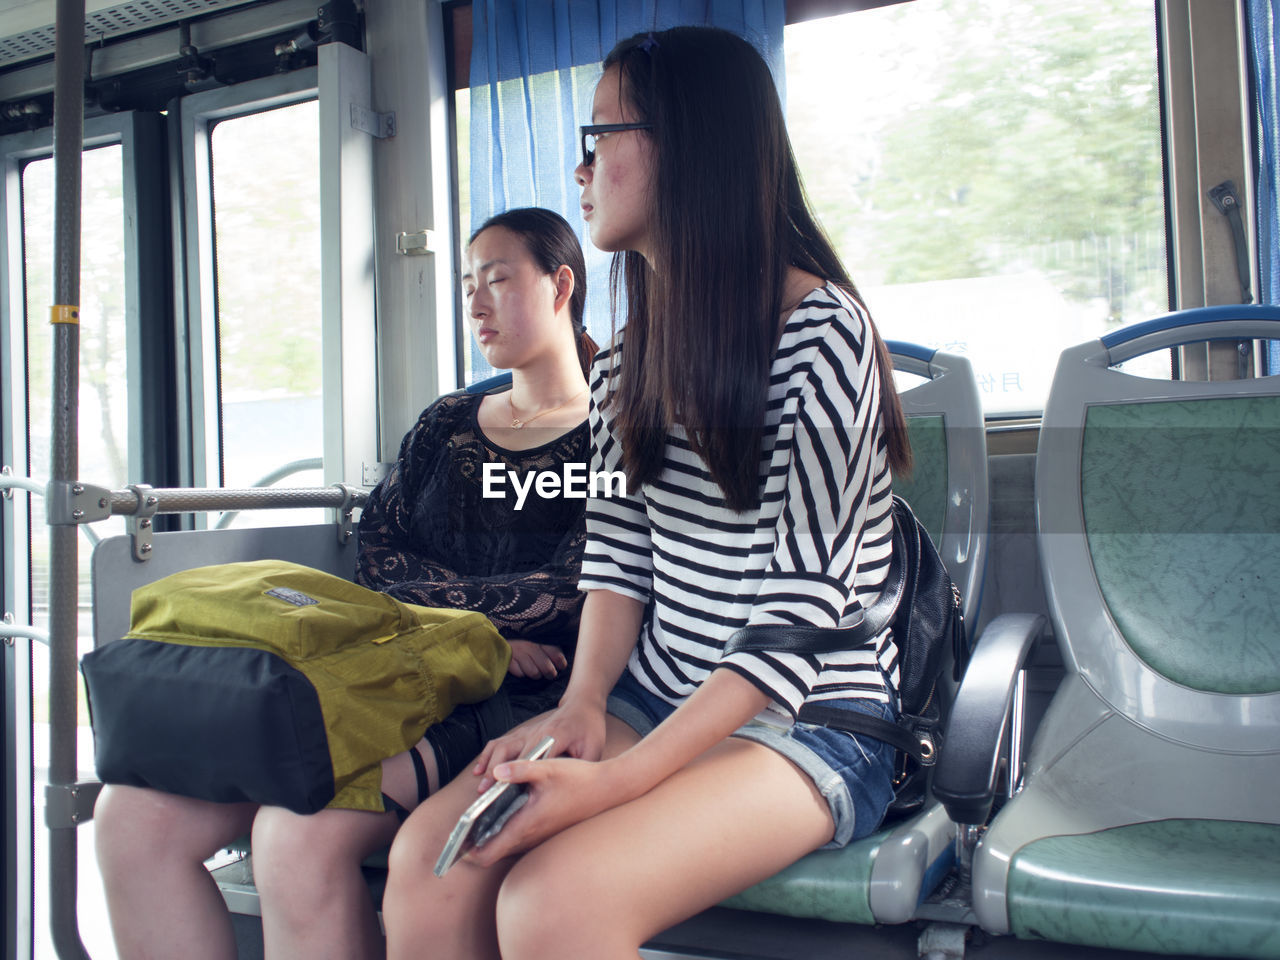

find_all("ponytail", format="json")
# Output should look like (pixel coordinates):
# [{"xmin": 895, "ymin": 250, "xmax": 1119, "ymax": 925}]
[{"xmin": 576, "ymin": 327, "xmax": 601, "ymax": 377}]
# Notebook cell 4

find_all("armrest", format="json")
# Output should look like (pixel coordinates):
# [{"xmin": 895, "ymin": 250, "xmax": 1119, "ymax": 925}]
[
  {"xmin": 868, "ymin": 802, "xmax": 957, "ymax": 923},
  {"xmin": 933, "ymin": 613, "xmax": 1046, "ymax": 825}
]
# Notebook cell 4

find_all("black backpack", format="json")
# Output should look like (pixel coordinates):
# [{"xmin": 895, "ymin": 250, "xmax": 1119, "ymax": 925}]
[{"xmin": 724, "ymin": 495, "xmax": 969, "ymax": 818}]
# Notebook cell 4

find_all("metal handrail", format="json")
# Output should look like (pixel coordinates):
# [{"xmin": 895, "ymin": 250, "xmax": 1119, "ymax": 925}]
[
  {"xmin": 105, "ymin": 482, "xmax": 366, "ymax": 517},
  {"xmin": 213, "ymin": 457, "xmax": 326, "ymax": 528},
  {"xmin": 0, "ymin": 614, "xmax": 50, "ymax": 647},
  {"xmin": 0, "ymin": 472, "xmax": 46, "ymax": 497},
  {"xmin": 2, "ymin": 467, "xmax": 367, "ymax": 547}
]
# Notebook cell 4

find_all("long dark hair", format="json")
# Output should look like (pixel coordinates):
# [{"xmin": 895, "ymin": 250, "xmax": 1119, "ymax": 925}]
[
  {"xmin": 602, "ymin": 26, "xmax": 911, "ymax": 510},
  {"xmin": 470, "ymin": 207, "xmax": 599, "ymax": 375}
]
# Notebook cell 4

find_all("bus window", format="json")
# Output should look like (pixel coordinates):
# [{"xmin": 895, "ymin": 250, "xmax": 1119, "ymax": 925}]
[
  {"xmin": 20, "ymin": 143, "xmax": 125, "ymax": 960},
  {"xmin": 454, "ymin": 62, "xmax": 608, "ymax": 386},
  {"xmin": 21, "ymin": 143, "xmax": 128, "ymax": 623},
  {"xmin": 785, "ymin": 0, "xmax": 1170, "ymax": 413},
  {"xmin": 209, "ymin": 99, "xmax": 324, "ymax": 524}
]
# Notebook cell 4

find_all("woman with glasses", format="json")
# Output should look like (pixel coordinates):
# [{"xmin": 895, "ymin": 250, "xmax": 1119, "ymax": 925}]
[{"xmin": 383, "ymin": 26, "xmax": 912, "ymax": 960}]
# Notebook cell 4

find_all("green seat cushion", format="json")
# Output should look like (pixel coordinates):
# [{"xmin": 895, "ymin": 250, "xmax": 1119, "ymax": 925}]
[
  {"xmin": 897, "ymin": 415, "xmax": 947, "ymax": 546},
  {"xmin": 720, "ymin": 829, "xmax": 888, "ymax": 924},
  {"xmin": 1008, "ymin": 819, "xmax": 1280, "ymax": 958}
]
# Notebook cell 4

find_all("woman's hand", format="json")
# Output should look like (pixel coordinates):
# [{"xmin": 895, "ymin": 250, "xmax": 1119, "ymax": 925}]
[
  {"xmin": 505, "ymin": 639, "xmax": 568, "ymax": 679},
  {"xmin": 464, "ymin": 755, "xmax": 625, "ymax": 866},
  {"xmin": 466, "ymin": 672, "xmax": 774, "ymax": 867},
  {"xmin": 471, "ymin": 697, "xmax": 609, "ymax": 792}
]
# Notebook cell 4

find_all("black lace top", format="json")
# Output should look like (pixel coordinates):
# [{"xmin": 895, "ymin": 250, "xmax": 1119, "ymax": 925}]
[{"xmin": 355, "ymin": 392, "xmax": 588, "ymax": 652}]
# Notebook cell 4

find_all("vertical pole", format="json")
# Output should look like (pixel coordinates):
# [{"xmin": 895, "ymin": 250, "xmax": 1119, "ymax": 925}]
[{"xmin": 49, "ymin": 0, "xmax": 90, "ymax": 956}]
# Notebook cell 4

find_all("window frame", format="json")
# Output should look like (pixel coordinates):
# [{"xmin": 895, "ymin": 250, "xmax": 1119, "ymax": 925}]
[
  {"xmin": 0, "ymin": 109, "xmax": 158, "ymax": 960},
  {"xmin": 444, "ymin": 0, "xmax": 1181, "ymax": 413},
  {"xmin": 177, "ymin": 69, "xmax": 322, "ymax": 496},
  {"xmin": 1160, "ymin": 0, "xmax": 1262, "ymax": 379},
  {"xmin": 441, "ymin": 0, "xmax": 1268, "ymax": 394}
]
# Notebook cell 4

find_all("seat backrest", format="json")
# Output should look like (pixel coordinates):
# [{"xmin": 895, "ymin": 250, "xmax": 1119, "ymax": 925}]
[
  {"xmin": 888, "ymin": 341, "xmax": 989, "ymax": 625},
  {"xmin": 1035, "ymin": 305, "xmax": 1280, "ymax": 753},
  {"xmin": 92, "ymin": 524, "xmax": 358, "ymax": 648},
  {"xmin": 464, "ymin": 371, "xmax": 513, "ymax": 394}
]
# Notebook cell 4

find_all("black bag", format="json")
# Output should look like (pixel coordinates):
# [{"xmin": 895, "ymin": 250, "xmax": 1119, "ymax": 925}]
[{"xmin": 724, "ymin": 495, "xmax": 968, "ymax": 817}]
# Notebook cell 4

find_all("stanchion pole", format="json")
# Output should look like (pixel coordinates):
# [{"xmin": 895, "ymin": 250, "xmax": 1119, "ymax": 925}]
[{"xmin": 47, "ymin": 0, "xmax": 91, "ymax": 955}]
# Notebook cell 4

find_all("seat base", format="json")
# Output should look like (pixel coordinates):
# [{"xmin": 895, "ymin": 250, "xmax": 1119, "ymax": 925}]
[
  {"xmin": 722, "ymin": 802, "xmax": 958, "ymax": 925},
  {"xmin": 1007, "ymin": 819, "xmax": 1280, "ymax": 959},
  {"xmin": 721, "ymin": 830, "xmax": 888, "ymax": 925}
]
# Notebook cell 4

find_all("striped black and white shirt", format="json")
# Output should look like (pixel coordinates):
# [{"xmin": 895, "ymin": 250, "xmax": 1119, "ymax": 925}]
[{"xmin": 579, "ymin": 283, "xmax": 898, "ymax": 723}]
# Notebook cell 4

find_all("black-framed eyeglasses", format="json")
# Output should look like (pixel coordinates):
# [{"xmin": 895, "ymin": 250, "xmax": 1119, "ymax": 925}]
[{"xmin": 580, "ymin": 122, "xmax": 652, "ymax": 167}]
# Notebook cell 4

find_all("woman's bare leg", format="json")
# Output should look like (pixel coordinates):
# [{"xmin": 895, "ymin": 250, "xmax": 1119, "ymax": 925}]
[
  {"xmin": 495, "ymin": 737, "xmax": 835, "ymax": 960},
  {"xmin": 94, "ymin": 784, "xmax": 258, "ymax": 960},
  {"xmin": 382, "ymin": 716, "xmax": 642, "ymax": 960},
  {"xmin": 253, "ymin": 742, "xmax": 437, "ymax": 960}
]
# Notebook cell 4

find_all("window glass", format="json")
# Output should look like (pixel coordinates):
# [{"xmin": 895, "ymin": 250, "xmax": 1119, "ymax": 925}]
[
  {"xmin": 785, "ymin": 0, "xmax": 1169, "ymax": 412},
  {"xmin": 456, "ymin": 65, "xmax": 612, "ymax": 387},
  {"xmin": 21, "ymin": 143, "xmax": 126, "ymax": 960},
  {"xmin": 209, "ymin": 99, "xmax": 323, "ymax": 524},
  {"xmin": 22, "ymin": 143, "xmax": 129, "ymax": 641}
]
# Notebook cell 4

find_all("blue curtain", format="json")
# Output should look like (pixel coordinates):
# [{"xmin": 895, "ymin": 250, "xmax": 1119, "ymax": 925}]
[
  {"xmin": 466, "ymin": 0, "xmax": 786, "ymax": 381},
  {"xmin": 1247, "ymin": 0, "xmax": 1280, "ymax": 371}
]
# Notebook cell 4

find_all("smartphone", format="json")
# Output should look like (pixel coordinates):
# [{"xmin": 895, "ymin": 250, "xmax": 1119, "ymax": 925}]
[{"xmin": 433, "ymin": 736, "xmax": 555, "ymax": 877}]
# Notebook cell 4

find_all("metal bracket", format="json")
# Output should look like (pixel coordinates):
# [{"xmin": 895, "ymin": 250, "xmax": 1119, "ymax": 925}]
[
  {"xmin": 126, "ymin": 483, "xmax": 159, "ymax": 561},
  {"xmin": 333, "ymin": 482, "xmax": 361, "ymax": 544},
  {"xmin": 396, "ymin": 230, "xmax": 435, "ymax": 256},
  {"xmin": 44, "ymin": 480, "xmax": 112, "ymax": 526},
  {"xmin": 350, "ymin": 103, "xmax": 395, "ymax": 139},
  {"xmin": 45, "ymin": 780, "xmax": 104, "ymax": 828},
  {"xmin": 918, "ymin": 921, "xmax": 969, "ymax": 960},
  {"xmin": 1, "ymin": 465, "xmax": 13, "ymax": 499},
  {"xmin": 362, "ymin": 461, "xmax": 391, "ymax": 486}
]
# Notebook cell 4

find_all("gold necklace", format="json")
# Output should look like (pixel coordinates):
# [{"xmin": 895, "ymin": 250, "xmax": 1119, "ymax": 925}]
[{"xmin": 508, "ymin": 387, "xmax": 587, "ymax": 429}]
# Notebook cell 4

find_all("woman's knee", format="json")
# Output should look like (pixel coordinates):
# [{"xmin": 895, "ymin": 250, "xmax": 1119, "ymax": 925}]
[
  {"xmin": 96, "ymin": 784, "xmax": 180, "ymax": 847},
  {"xmin": 94, "ymin": 786, "xmax": 150, "ymax": 875},
  {"xmin": 383, "ymin": 811, "xmax": 440, "ymax": 905},
  {"xmin": 496, "ymin": 852, "xmax": 610, "ymax": 958},
  {"xmin": 95, "ymin": 785, "xmax": 244, "ymax": 873},
  {"xmin": 383, "ymin": 804, "xmax": 468, "ymax": 938},
  {"xmin": 252, "ymin": 805, "xmax": 390, "ymax": 902}
]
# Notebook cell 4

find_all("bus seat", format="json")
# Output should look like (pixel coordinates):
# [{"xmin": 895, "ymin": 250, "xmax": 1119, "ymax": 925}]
[
  {"xmin": 465, "ymin": 371, "xmax": 513, "ymax": 394},
  {"xmin": 887, "ymin": 341, "xmax": 989, "ymax": 623},
  {"xmin": 722, "ymin": 344, "xmax": 990, "ymax": 926},
  {"xmin": 91, "ymin": 523, "xmax": 359, "ymax": 648},
  {"xmin": 940, "ymin": 305, "xmax": 1280, "ymax": 959}
]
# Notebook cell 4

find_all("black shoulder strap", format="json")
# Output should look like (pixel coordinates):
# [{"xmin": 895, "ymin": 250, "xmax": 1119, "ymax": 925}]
[
  {"xmin": 793, "ymin": 702, "xmax": 934, "ymax": 764},
  {"xmin": 722, "ymin": 497, "xmax": 910, "ymax": 657},
  {"xmin": 720, "ymin": 496, "xmax": 941, "ymax": 765}
]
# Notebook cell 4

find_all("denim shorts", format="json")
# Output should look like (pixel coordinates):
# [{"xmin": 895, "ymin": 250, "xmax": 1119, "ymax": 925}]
[{"xmin": 606, "ymin": 670, "xmax": 897, "ymax": 848}]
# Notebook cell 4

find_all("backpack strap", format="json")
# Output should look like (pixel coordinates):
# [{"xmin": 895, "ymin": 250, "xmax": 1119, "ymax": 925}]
[
  {"xmin": 722, "ymin": 497, "xmax": 910, "ymax": 657},
  {"xmin": 793, "ymin": 702, "xmax": 936, "ymax": 766},
  {"xmin": 720, "ymin": 497, "xmax": 937, "ymax": 766}
]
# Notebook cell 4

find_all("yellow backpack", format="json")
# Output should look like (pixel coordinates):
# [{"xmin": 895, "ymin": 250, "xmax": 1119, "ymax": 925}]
[{"xmin": 81, "ymin": 558, "xmax": 510, "ymax": 813}]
